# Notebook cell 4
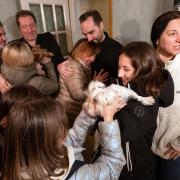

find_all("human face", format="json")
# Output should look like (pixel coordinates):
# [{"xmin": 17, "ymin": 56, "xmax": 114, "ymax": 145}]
[
  {"xmin": 81, "ymin": 53, "xmax": 96, "ymax": 65},
  {"xmin": 118, "ymin": 53, "xmax": 135, "ymax": 86},
  {"xmin": 18, "ymin": 16, "xmax": 37, "ymax": 43},
  {"xmin": 80, "ymin": 17, "xmax": 104, "ymax": 43},
  {"xmin": 0, "ymin": 26, "xmax": 6, "ymax": 49},
  {"xmin": 157, "ymin": 18, "xmax": 180, "ymax": 60}
]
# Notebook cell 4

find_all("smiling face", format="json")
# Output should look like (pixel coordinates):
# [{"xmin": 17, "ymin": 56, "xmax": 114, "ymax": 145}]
[
  {"xmin": 18, "ymin": 15, "xmax": 37, "ymax": 44},
  {"xmin": 80, "ymin": 17, "xmax": 104, "ymax": 43},
  {"xmin": 157, "ymin": 18, "xmax": 180, "ymax": 61},
  {"xmin": 118, "ymin": 53, "xmax": 135, "ymax": 86}
]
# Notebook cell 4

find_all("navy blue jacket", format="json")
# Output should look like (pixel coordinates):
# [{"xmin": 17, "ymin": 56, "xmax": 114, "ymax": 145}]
[{"xmin": 19, "ymin": 32, "xmax": 64, "ymax": 68}]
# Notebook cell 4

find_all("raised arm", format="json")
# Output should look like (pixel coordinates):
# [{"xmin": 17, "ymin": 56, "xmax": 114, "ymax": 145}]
[
  {"xmin": 71, "ymin": 98, "xmax": 125, "ymax": 180},
  {"xmin": 67, "ymin": 97, "xmax": 126, "ymax": 179},
  {"xmin": 28, "ymin": 61, "xmax": 58, "ymax": 95}
]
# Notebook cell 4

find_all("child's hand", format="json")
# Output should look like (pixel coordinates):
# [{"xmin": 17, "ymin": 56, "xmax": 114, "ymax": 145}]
[
  {"xmin": 83, "ymin": 97, "xmax": 97, "ymax": 117},
  {"xmin": 102, "ymin": 96, "xmax": 126, "ymax": 122}
]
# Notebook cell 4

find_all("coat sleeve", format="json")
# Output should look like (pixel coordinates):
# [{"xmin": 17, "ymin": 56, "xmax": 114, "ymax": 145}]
[
  {"xmin": 44, "ymin": 32, "xmax": 64, "ymax": 66},
  {"xmin": 117, "ymin": 71, "xmax": 174, "ymax": 142},
  {"xmin": 158, "ymin": 69, "xmax": 174, "ymax": 107},
  {"xmin": 64, "ymin": 62, "xmax": 87, "ymax": 101},
  {"xmin": 70, "ymin": 120, "xmax": 126, "ymax": 180},
  {"xmin": 171, "ymin": 137, "xmax": 180, "ymax": 152},
  {"xmin": 28, "ymin": 62, "xmax": 58, "ymax": 95},
  {"xmin": 65, "ymin": 111, "xmax": 97, "ymax": 148}
]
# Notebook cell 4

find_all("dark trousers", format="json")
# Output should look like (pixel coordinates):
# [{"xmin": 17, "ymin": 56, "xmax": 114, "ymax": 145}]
[{"xmin": 156, "ymin": 156, "xmax": 180, "ymax": 180}]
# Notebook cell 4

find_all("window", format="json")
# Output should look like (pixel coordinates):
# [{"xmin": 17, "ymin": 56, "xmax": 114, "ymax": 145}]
[{"xmin": 19, "ymin": 0, "xmax": 72, "ymax": 56}]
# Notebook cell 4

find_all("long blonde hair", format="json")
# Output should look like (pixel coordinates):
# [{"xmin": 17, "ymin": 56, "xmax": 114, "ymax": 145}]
[{"xmin": 2, "ymin": 41, "xmax": 34, "ymax": 67}]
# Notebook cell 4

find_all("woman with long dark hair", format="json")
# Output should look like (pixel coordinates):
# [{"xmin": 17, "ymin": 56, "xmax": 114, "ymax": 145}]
[
  {"xmin": 117, "ymin": 41, "xmax": 174, "ymax": 180},
  {"xmin": 1, "ymin": 97, "xmax": 126, "ymax": 180},
  {"xmin": 151, "ymin": 10, "xmax": 180, "ymax": 180}
]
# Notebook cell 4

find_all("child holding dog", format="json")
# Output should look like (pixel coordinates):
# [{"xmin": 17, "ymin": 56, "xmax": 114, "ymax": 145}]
[{"xmin": 0, "ymin": 96, "xmax": 126, "ymax": 179}]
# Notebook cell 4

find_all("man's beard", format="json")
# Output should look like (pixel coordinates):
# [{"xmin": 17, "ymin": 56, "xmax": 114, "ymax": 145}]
[{"xmin": 92, "ymin": 39, "xmax": 101, "ymax": 43}]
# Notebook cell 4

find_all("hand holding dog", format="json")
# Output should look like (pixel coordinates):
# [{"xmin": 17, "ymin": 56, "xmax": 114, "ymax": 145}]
[
  {"xmin": 83, "ymin": 96, "xmax": 126, "ymax": 121},
  {"xmin": 32, "ymin": 45, "xmax": 53, "ymax": 64},
  {"xmin": 102, "ymin": 96, "xmax": 126, "ymax": 122}
]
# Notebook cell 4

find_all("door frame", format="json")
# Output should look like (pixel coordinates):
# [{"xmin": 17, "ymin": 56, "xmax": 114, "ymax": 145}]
[{"xmin": 108, "ymin": 0, "xmax": 112, "ymax": 37}]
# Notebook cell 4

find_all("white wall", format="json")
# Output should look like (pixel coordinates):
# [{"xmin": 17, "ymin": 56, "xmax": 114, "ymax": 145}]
[
  {"xmin": 112, "ymin": 0, "xmax": 174, "ymax": 45},
  {"xmin": 69, "ymin": 0, "xmax": 82, "ymax": 45},
  {"xmin": 0, "ymin": 0, "xmax": 21, "ymax": 42},
  {"xmin": 70, "ymin": 0, "xmax": 110, "ymax": 45},
  {"xmin": 0, "ymin": 0, "xmax": 174, "ymax": 45}
]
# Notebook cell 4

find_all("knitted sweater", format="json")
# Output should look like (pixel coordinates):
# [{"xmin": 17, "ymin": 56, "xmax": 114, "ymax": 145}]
[{"xmin": 152, "ymin": 54, "xmax": 180, "ymax": 159}]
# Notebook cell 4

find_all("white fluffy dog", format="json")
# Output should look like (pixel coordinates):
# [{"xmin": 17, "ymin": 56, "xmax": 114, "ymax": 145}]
[{"xmin": 83, "ymin": 81, "xmax": 155, "ymax": 116}]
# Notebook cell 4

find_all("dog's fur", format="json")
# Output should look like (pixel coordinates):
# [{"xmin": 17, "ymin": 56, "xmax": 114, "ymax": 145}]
[
  {"xmin": 32, "ymin": 45, "xmax": 54, "ymax": 62},
  {"xmin": 83, "ymin": 81, "xmax": 155, "ymax": 116}
]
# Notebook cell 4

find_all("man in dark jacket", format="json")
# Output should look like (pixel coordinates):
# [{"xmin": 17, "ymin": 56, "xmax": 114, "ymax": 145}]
[
  {"xmin": 15, "ymin": 10, "xmax": 64, "ymax": 78},
  {"xmin": 0, "ymin": 10, "xmax": 64, "ymax": 94},
  {"xmin": 58, "ymin": 10, "xmax": 123, "ymax": 85},
  {"xmin": 79, "ymin": 10, "xmax": 123, "ymax": 85}
]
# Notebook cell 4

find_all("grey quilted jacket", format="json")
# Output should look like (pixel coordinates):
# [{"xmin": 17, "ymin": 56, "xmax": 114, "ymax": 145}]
[
  {"xmin": 65, "ymin": 111, "xmax": 126, "ymax": 180},
  {"xmin": 19, "ymin": 111, "xmax": 126, "ymax": 180}
]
